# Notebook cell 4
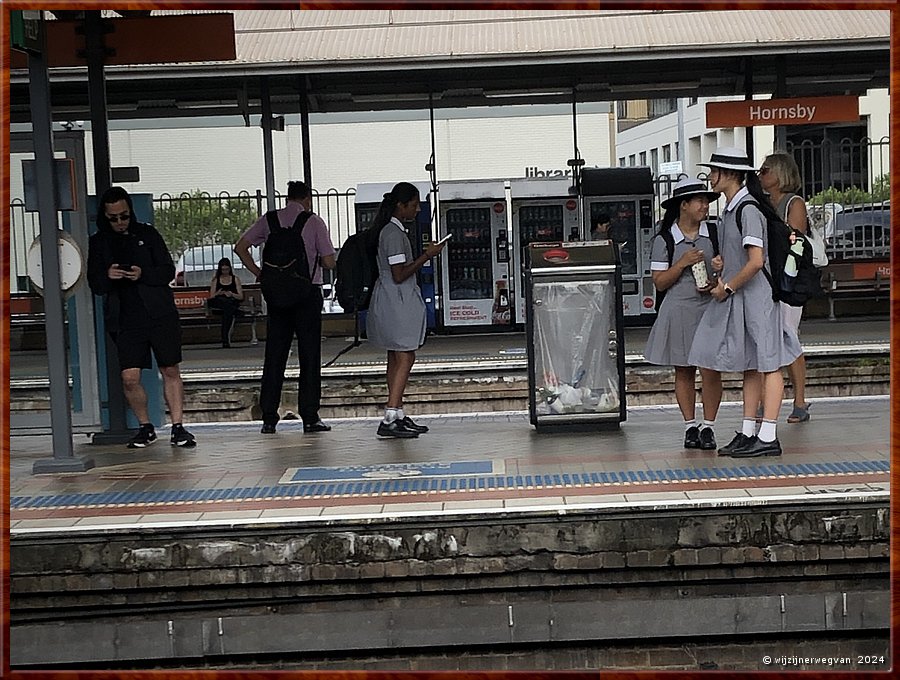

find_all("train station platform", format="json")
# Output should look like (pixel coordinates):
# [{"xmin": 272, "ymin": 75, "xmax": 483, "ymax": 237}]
[
  {"xmin": 11, "ymin": 395, "xmax": 888, "ymax": 531},
  {"xmin": 9, "ymin": 396, "xmax": 889, "ymax": 670}
]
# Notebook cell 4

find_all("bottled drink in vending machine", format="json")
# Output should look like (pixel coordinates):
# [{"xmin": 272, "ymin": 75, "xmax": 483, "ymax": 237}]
[{"xmin": 491, "ymin": 278, "xmax": 511, "ymax": 325}]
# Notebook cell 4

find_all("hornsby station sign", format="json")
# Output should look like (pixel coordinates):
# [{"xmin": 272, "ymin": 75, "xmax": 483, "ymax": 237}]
[{"xmin": 706, "ymin": 95, "xmax": 859, "ymax": 128}]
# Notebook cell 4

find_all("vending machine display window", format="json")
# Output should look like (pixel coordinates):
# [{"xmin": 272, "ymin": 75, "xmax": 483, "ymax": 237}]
[
  {"xmin": 588, "ymin": 201, "xmax": 637, "ymax": 275},
  {"xmin": 445, "ymin": 207, "xmax": 493, "ymax": 300}
]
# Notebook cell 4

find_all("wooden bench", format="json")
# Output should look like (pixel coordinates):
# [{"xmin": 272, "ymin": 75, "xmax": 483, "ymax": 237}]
[
  {"xmin": 173, "ymin": 285, "xmax": 264, "ymax": 344},
  {"xmin": 820, "ymin": 261, "xmax": 889, "ymax": 321}
]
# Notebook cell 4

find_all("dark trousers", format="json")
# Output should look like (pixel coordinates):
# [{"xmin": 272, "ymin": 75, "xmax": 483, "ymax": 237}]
[
  {"xmin": 259, "ymin": 288, "xmax": 323, "ymax": 426},
  {"xmin": 207, "ymin": 297, "xmax": 241, "ymax": 344}
]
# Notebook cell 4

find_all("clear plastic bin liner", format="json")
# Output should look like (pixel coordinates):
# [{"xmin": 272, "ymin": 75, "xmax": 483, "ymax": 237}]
[{"xmin": 532, "ymin": 279, "xmax": 620, "ymax": 415}]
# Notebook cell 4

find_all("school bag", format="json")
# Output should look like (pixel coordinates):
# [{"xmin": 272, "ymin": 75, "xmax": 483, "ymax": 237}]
[
  {"xmin": 736, "ymin": 199, "xmax": 823, "ymax": 307},
  {"xmin": 322, "ymin": 225, "xmax": 387, "ymax": 368},
  {"xmin": 259, "ymin": 210, "xmax": 315, "ymax": 308},
  {"xmin": 334, "ymin": 225, "xmax": 383, "ymax": 313},
  {"xmin": 654, "ymin": 221, "xmax": 719, "ymax": 311},
  {"xmin": 785, "ymin": 195, "xmax": 829, "ymax": 268}
]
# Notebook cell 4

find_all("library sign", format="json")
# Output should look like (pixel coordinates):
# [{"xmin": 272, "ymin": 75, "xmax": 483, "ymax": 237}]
[{"xmin": 706, "ymin": 95, "xmax": 859, "ymax": 128}]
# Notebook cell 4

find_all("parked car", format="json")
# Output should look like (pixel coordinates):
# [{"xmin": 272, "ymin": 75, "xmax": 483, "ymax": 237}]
[
  {"xmin": 173, "ymin": 244, "xmax": 261, "ymax": 287},
  {"xmin": 826, "ymin": 205, "xmax": 890, "ymax": 259}
]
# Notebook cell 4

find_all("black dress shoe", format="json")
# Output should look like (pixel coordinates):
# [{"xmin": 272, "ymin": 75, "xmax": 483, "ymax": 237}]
[
  {"xmin": 303, "ymin": 420, "xmax": 332, "ymax": 433},
  {"xmin": 698, "ymin": 427, "xmax": 717, "ymax": 450},
  {"xmin": 261, "ymin": 423, "xmax": 277, "ymax": 434},
  {"xmin": 400, "ymin": 416, "xmax": 429, "ymax": 434},
  {"xmin": 376, "ymin": 420, "xmax": 419, "ymax": 438},
  {"xmin": 728, "ymin": 435, "xmax": 782, "ymax": 458},
  {"xmin": 717, "ymin": 432, "xmax": 749, "ymax": 456},
  {"xmin": 683, "ymin": 426, "xmax": 701, "ymax": 449}
]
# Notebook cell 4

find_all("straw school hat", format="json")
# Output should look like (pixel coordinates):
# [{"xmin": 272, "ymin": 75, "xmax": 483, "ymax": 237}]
[
  {"xmin": 660, "ymin": 177, "xmax": 720, "ymax": 210},
  {"xmin": 697, "ymin": 146, "xmax": 756, "ymax": 172}
]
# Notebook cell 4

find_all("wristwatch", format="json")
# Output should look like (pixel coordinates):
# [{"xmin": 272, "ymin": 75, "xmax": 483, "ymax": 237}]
[{"xmin": 723, "ymin": 282, "xmax": 735, "ymax": 297}]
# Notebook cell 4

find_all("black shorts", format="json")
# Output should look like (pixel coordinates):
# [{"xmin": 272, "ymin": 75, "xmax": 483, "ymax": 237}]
[{"xmin": 116, "ymin": 317, "xmax": 182, "ymax": 370}]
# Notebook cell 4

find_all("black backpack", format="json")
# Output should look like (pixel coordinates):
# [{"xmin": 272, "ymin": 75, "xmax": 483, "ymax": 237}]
[
  {"xmin": 654, "ymin": 221, "xmax": 719, "ymax": 311},
  {"xmin": 259, "ymin": 210, "xmax": 315, "ymax": 308},
  {"xmin": 736, "ymin": 200, "xmax": 823, "ymax": 307},
  {"xmin": 335, "ymin": 225, "xmax": 383, "ymax": 313}
]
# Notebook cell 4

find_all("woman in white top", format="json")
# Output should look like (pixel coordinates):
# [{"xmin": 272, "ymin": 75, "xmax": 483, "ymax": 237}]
[
  {"xmin": 366, "ymin": 182, "xmax": 448, "ymax": 439},
  {"xmin": 759, "ymin": 151, "xmax": 811, "ymax": 423}
]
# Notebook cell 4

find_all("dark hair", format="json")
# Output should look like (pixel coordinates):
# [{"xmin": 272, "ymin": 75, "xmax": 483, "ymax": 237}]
[
  {"xmin": 744, "ymin": 171, "xmax": 781, "ymax": 223},
  {"xmin": 595, "ymin": 212, "xmax": 610, "ymax": 225},
  {"xmin": 216, "ymin": 257, "xmax": 233, "ymax": 278},
  {"xmin": 368, "ymin": 182, "xmax": 421, "ymax": 231},
  {"xmin": 287, "ymin": 180, "xmax": 311, "ymax": 201},
  {"xmin": 657, "ymin": 205, "xmax": 679, "ymax": 235},
  {"xmin": 96, "ymin": 186, "xmax": 135, "ymax": 232}
]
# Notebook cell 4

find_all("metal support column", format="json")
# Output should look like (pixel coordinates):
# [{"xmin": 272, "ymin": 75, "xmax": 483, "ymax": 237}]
[
  {"xmin": 298, "ymin": 75, "xmax": 312, "ymax": 187},
  {"xmin": 744, "ymin": 56, "xmax": 754, "ymax": 158},
  {"xmin": 29, "ymin": 13, "xmax": 94, "ymax": 473},
  {"xmin": 774, "ymin": 56, "xmax": 787, "ymax": 150},
  {"xmin": 260, "ymin": 76, "xmax": 276, "ymax": 211},
  {"xmin": 567, "ymin": 88, "xmax": 585, "ymax": 196},
  {"xmin": 83, "ymin": 10, "xmax": 131, "ymax": 445}
]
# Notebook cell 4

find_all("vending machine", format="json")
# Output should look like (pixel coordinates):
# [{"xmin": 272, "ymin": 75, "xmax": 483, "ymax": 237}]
[
  {"xmin": 509, "ymin": 177, "xmax": 581, "ymax": 326},
  {"xmin": 437, "ymin": 180, "xmax": 511, "ymax": 330},
  {"xmin": 354, "ymin": 181, "xmax": 436, "ymax": 329},
  {"xmin": 581, "ymin": 167, "xmax": 656, "ymax": 320}
]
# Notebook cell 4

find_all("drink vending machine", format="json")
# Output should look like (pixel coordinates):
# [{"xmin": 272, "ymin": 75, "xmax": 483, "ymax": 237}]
[
  {"xmin": 509, "ymin": 177, "xmax": 581, "ymax": 326},
  {"xmin": 354, "ymin": 181, "xmax": 436, "ymax": 329},
  {"xmin": 581, "ymin": 167, "xmax": 656, "ymax": 320},
  {"xmin": 437, "ymin": 180, "xmax": 511, "ymax": 329}
]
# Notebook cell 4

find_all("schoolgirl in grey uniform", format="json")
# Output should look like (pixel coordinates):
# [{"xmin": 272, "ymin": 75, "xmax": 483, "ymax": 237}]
[
  {"xmin": 366, "ymin": 182, "xmax": 448, "ymax": 439},
  {"xmin": 688, "ymin": 147, "xmax": 803, "ymax": 458},
  {"xmin": 644, "ymin": 178, "xmax": 724, "ymax": 451}
]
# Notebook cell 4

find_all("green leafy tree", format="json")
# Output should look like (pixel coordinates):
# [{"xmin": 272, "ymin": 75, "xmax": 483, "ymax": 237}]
[
  {"xmin": 809, "ymin": 174, "xmax": 890, "ymax": 206},
  {"xmin": 152, "ymin": 190, "xmax": 259, "ymax": 259}
]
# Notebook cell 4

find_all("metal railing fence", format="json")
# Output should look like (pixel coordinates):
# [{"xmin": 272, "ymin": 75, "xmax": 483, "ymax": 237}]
[{"xmin": 8, "ymin": 138, "xmax": 890, "ymax": 293}]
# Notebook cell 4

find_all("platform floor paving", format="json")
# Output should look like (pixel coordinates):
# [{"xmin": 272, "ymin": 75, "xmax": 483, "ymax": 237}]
[{"xmin": 9, "ymin": 395, "xmax": 889, "ymax": 534}]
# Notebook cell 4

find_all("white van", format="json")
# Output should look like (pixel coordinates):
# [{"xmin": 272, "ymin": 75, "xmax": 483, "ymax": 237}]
[{"xmin": 173, "ymin": 244, "xmax": 261, "ymax": 287}]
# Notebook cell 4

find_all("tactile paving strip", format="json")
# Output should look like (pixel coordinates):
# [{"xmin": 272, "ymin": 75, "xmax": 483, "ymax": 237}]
[{"xmin": 11, "ymin": 459, "xmax": 889, "ymax": 510}]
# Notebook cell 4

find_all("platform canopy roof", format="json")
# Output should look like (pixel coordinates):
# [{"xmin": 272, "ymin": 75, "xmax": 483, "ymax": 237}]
[{"xmin": 10, "ymin": 9, "xmax": 890, "ymax": 122}]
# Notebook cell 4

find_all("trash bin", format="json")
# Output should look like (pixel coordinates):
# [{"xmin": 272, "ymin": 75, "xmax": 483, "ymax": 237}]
[{"xmin": 524, "ymin": 241, "xmax": 626, "ymax": 431}]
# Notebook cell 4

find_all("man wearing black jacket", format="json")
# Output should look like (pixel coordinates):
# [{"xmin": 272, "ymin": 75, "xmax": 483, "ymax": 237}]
[{"xmin": 87, "ymin": 186, "xmax": 196, "ymax": 448}]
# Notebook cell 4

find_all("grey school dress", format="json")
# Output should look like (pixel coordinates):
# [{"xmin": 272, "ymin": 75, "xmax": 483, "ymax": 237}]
[
  {"xmin": 687, "ymin": 188, "xmax": 802, "ymax": 373},
  {"xmin": 643, "ymin": 222, "xmax": 716, "ymax": 367},
  {"xmin": 365, "ymin": 218, "xmax": 427, "ymax": 351}
]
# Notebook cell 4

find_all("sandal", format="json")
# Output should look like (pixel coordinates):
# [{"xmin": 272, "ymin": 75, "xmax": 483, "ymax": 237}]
[{"xmin": 787, "ymin": 403, "xmax": 811, "ymax": 423}]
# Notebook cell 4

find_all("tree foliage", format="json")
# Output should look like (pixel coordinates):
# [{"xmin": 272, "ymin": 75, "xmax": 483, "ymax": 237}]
[
  {"xmin": 809, "ymin": 174, "xmax": 890, "ymax": 206},
  {"xmin": 152, "ymin": 190, "xmax": 259, "ymax": 259}
]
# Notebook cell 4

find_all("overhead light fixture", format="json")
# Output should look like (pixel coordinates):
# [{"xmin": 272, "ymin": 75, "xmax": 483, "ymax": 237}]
[
  {"xmin": 483, "ymin": 88, "xmax": 570, "ymax": 99},
  {"xmin": 610, "ymin": 81, "xmax": 699, "ymax": 94},
  {"xmin": 353, "ymin": 93, "xmax": 431, "ymax": 103}
]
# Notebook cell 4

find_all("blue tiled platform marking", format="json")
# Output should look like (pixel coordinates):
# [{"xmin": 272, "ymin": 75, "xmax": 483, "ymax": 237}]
[
  {"xmin": 13, "ymin": 459, "xmax": 889, "ymax": 511},
  {"xmin": 283, "ymin": 460, "xmax": 498, "ymax": 482}
]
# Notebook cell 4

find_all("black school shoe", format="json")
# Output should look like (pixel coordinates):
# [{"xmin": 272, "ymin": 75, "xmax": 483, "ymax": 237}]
[
  {"xmin": 400, "ymin": 416, "xmax": 429, "ymax": 434},
  {"xmin": 698, "ymin": 427, "xmax": 717, "ymax": 450},
  {"xmin": 261, "ymin": 422, "xmax": 277, "ymax": 434},
  {"xmin": 377, "ymin": 419, "xmax": 419, "ymax": 439},
  {"xmin": 683, "ymin": 426, "xmax": 701, "ymax": 449},
  {"xmin": 728, "ymin": 435, "xmax": 782, "ymax": 458},
  {"xmin": 717, "ymin": 432, "xmax": 749, "ymax": 457},
  {"xmin": 303, "ymin": 420, "xmax": 332, "ymax": 433}
]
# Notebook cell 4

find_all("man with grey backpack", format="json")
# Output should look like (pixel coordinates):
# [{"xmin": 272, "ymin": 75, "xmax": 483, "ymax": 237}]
[{"xmin": 235, "ymin": 181, "xmax": 336, "ymax": 434}]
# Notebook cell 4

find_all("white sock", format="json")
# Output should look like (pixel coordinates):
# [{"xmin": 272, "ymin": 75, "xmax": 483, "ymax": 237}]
[
  {"xmin": 383, "ymin": 408, "xmax": 400, "ymax": 424},
  {"xmin": 741, "ymin": 418, "xmax": 757, "ymax": 437},
  {"xmin": 396, "ymin": 408, "xmax": 406, "ymax": 420},
  {"xmin": 684, "ymin": 419, "xmax": 697, "ymax": 431},
  {"xmin": 758, "ymin": 419, "xmax": 777, "ymax": 442},
  {"xmin": 701, "ymin": 419, "xmax": 715, "ymax": 431}
]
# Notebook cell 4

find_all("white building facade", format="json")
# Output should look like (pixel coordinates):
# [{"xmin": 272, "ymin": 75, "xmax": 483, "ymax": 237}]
[{"xmin": 614, "ymin": 88, "xmax": 889, "ymax": 200}]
